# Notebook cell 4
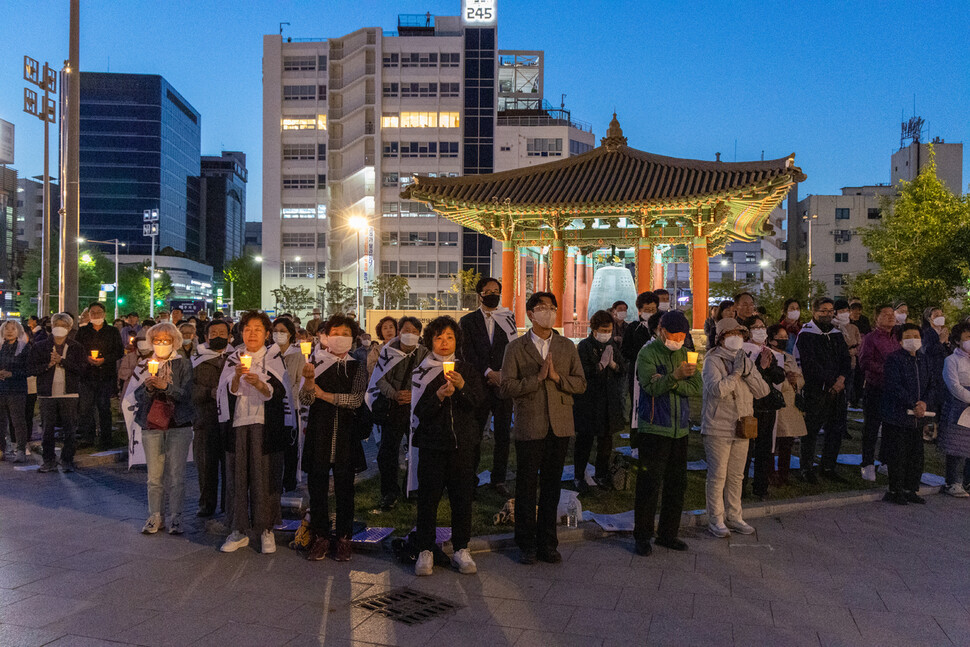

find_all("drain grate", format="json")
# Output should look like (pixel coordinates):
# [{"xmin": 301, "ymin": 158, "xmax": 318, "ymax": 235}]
[{"xmin": 353, "ymin": 587, "xmax": 461, "ymax": 625}]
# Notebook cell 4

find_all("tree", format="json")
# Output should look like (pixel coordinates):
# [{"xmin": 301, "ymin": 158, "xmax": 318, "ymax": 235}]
[
  {"xmin": 850, "ymin": 151, "xmax": 970, "ymax": 313},
  {"xmin": 223, "ymin": 255, "xmax": 261, "ymax": 312},
  {"xmin": 271, "ymin": 285, "xmax": 317, "ymax": 313},
  {"xmin": 707, "ymin": 277, "xmax": 754, "ymax": 303},
  {"xmin": 323, "ymin": 280, "xmax": 355, "ymax": 315},
  {"xmin": 758, "ymin": 260, "xmax": 828, "ymax": 322},
  {"xmin": 17, "ymin": 237, "xmax": 114, "ymax": 315},
  {"xmin": 117, "ymin": 262, "xmax": 173, "ymax": 317},
  {"xmin": 370, "ymin": 274, "xmax": 410, "ymax": 309},
  {"xmin": 449, "ymin": 268, "xmax": 481, "ymax": 309}
]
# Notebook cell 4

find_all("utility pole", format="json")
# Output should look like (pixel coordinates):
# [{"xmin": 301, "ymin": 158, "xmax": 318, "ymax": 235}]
[
  {"xmin": 60, "ymin": 0, "xmax": 80, "ymax": 314},
  {"xmin": 143, "ymin": 209, "xmax": 159, "ymax": 317}
]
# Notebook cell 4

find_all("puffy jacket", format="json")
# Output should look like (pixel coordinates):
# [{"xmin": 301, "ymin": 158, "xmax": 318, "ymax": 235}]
[
  {"xmin": 880, "ymin": 348, "xmax": 940, "ymax": 428},
  {"xmin": 794, "ymin": 320, "xmax": 851, "ymax": 403},
  {"xmin": 701, "ymin": 346, "xmax": 771, "ymax": 437},
  {"xmin": 635, "ymin": 339, "xmax": 702, "ymax": 439}
]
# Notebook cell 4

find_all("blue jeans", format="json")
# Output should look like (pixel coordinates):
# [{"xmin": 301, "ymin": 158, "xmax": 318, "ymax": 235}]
[{"xmin": 141, "ymin": 426, "xmax": 194, "ymax": 521}]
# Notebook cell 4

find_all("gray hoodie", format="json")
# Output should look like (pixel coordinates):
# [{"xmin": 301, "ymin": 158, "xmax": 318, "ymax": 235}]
[{"xmin": 701, "ymin": 345, "xmax": 770, "ymax": 437}]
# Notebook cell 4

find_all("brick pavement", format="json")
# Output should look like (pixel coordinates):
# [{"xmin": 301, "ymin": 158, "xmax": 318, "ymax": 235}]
[{"xmin": 2, "ymin": 458, "xmax": 970, "ymax": 646}]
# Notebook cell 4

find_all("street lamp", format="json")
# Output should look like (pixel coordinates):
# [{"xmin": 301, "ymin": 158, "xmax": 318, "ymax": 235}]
[
  {"xmin": 803, "ymin": 213, "xmax": 819, "ymax": 289},
  {"xmin": 78, "ymin": 237, "xmax": 126, "ymax": 320},
  {"xmin": 719, "ymin": 258, "xmax": 736, "ymax": 281},
  {"xmin": 349, "ymin": 216, "xmax": 368, "ymax": 321}
]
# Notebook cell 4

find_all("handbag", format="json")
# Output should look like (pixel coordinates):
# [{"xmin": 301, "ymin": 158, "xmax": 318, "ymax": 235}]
[
  {"xmin": 722, "ymin": 357, "xmax": 757, "ymax": 439},
  {"xmin": 146, "ymin": 394, "xmax": 174, "ymax": 430}
]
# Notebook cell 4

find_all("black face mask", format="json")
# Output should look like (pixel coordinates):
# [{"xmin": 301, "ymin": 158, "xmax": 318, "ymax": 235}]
[
  {"xmin": 481, "ymin": 294, "xmax": 501, "ymax": 308},
  {"xmin": 208, "ymin": 337, "xmax": 229, "ymax": 351}
]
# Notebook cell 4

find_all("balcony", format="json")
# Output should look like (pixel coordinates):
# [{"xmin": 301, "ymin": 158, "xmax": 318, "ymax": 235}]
[{"xmin": 496, "ymin": 107, "xmax": 593, "ymax": 133}]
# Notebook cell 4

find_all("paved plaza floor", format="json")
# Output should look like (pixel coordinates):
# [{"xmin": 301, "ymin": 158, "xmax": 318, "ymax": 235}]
[{"xmin": 2, "ymin": 460, "xmax": 970, "ymax": 646}]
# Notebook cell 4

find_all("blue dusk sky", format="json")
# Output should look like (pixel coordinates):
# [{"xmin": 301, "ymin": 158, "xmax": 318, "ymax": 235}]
[{"xmin": 1, "ymin": 0, "xmax": 968, "ymax": 225}]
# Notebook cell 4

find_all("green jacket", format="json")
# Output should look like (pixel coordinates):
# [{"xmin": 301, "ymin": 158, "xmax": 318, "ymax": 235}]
[{"xmin": 635, "ymin": 339, "xmax": 702, "ymax": 438}]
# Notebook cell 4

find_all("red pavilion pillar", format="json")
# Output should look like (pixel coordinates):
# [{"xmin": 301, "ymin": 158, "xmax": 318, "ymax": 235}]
[
  {"xmin": 691, "ymin": 237, "xmax": 709, "ymax": 330},
  {"xmin": 636, "ymin": 238, "xmax": 652, "ymax": 294},
  {"xmin": 501, "ymin": 240, "xmax": 515, "ymax": 310},
  {"xmin": 576, "ymin": 249, "xmax": 588, "ymax": 327},
  {"xmin": 537, "ymin": 253, "xmax": 547, "ymax": 292},
  {"xmin": 565, "ymin": 247, "xmax": 576, "ymax": 324},
  {"xmin": 515, "ymin": 247, "xmax": 528, "ymax": 326},
  {"xmin": 652, "ymin": 248, "xmax": 665, "ymax": 291},
  {"xmin": 550, "ymin": 240, "xmax": 565, "ymax": 328},
  {"xmin": 585, "ymin": 255, "xmax": 593, "ymax": 311}
]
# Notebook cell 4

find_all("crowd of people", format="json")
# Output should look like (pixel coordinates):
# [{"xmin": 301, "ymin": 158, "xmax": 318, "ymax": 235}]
[{"xmin": 4, "ymin": 282, "xmax": 970, "ymax": 574}]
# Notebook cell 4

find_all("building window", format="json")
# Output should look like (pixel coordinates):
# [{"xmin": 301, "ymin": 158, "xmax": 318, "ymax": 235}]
[
  {"xmin": 401, "ymin": 141, "xmax": 437, "ymax": 158},
  {"xmin": 317, "ymin": 174, "xmax": 326, "ymax": 188},
  {"xmin": 381, "ymin": 113, "xmax": 400, "ymax": 128},
  {"xmin": 401, "ymin": 52, "xmax": 438, "ymax": 68},
  {"xmin": 382, "ymin": 141, "xmax": 399, "ymax": 158},
  {"xmin": 399, "ymin": 261, "xmax": 437, "ymax": 278},
  {"xmin": 440, "ymin": 82, "xmax": 460, "ymax": 98},
  {"xmin": 399, "ymin": 175, "xmax": 414, "ymax": 188},
  {"xmin": 382, "ymin": 173, "xmax": 399, "ymax": 187},
  {"xmin": 401, "ymin": 231, "xmax": 436, "ymax": 246},
  {"xmin": 282, "ymin": 117, "xmax": 316, "ymax": 130},
  {"xmin": 283, "ymin": 55, "xmax": 317, "ymax": 71},
  {"xmin": 317, "ymin": 143, "xmax": 327, "ymax": 160},
  {"xmin": 439, "ymin": 231, "xmax": 458, "ymax": 246},
  {"xmin": 745, "ymin": 272, "xmax": 758, "ymax": 282},
  {"xmin": 283, "ymin": 261, "xmax": 322, "ymax": 279},
  {"xmin": 380, "ymin": 260, "xmax": 398, "ymax": 274},
  {"xmin": 835, "ymin": 208, "xmax": 850, "ymax": 220},
  {"xmin": 744, "ymin": 252, "xmax": 757, "ymax": 262},
  {"xmin": 499, "ymin": 145, "xmax": 511, "ymax": 151},
  {"xmin": 318, "ymin": 55, "xmax": 327, "ymax": 70},
  {"xmin": 526, "ymin": 138, "xmax": 563, "ymax": 157},
  {"xmin": 569, "ymin": 140, "xmax": 592, "ymax": 155},
  {"xmin": 282, "ymin": 144, "xmax": 316, "ymax": 160},
  {"xmin": 400, "ymin": 201, "xmax": 435, "ymax": 217},
  {"xmin": 281, "ymin": 205, "xmax": 318, "ymax": 219},
  {"xmin": 440, "ymin": 53, "xmax": 460, "ymax": 68},
  {"xmin": 440, "ymin": 141, "xmax": 459, "ymax": 158},
  {"xmin": 382, "ymin": 83, "xmax": 399, "ymax": 98},
  {"xmin": 834, "ymin": 274, "xmax": 847, "ymax": 286},
  {"xmin": 318, "ymin": 85, "xmax": 327, "ymax": 101},
  {"xmin": 835, "ymin": 252, "xmax": 848, "ymax": 263},
  {"xmin": 317, "ymin": 233, "xmax": 327, "ymax": 248},
  {"xmin": 438, "ymin": 112, "xmax": 460, "ymax": 128},
  {"xmin": 439, "ymin": 261, "xmax": 458, "ymax": 276},
  {"xmin": 282, "ymin": 175, "xmax": 315, "ymax": 189},
  {"xmin": 382, "ymin": 202, "xmax": 400, "ymax": 217},
  {"xmin": 283, "ymin": 85, "xmax": 317, "ymax": 101},
  {"xmin": 316, "ymin": 115, "xmax": 327, "ymax": 130},
  {"xmin": 867, "ymin": 207, "xmax": 881, "ymax": 219},
  {"xmin": 382, "ymin": 52, "xmax": 399, "ymax": 68},
  {"xmin": 381, "ymin": 231, "xmax": 399, "ymax": 246},
  {"xmin": 401, "ymin": 82, "xmax": 438, "ymax": 98},
  {"xmin": 282, "ymin": 233, "xmax": 316, "ymax": 248}
]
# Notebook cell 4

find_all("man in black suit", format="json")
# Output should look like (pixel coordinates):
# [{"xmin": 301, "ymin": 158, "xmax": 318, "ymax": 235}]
[{"xmin": 459, "ymin": 277, "xmax": 516, "ymax": 497}]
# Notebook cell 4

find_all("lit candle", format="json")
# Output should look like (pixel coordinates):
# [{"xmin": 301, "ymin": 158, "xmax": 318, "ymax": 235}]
[
  {"xmin": 240, "ymin": 354, "xmax": 252, "ymax": 370},
  {"xmin": 687, "ymin": 351, "xmax": 699, "ymax": 365},
  {"xmin": 90, "ymin": 350, "xmax": 99, "ymax": 359},
  {"xmin": 300, "ymin": 341, "xmax": 312, "ymax": 356},
  {"xmin": 129, "ymin": 336, "xmax": 135, "ymax": 346},
  {"xmin": 442, "ymin": 361, "xmax": 455, "ymax": 374},
  {"xmin": 147, "ymin": 359, "xmax": 159, "ymax": 376}
]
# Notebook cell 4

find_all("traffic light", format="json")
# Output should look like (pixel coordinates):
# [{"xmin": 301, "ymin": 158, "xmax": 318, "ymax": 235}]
[
  {"xmin": 155, "ymin": 299, "xmax": 163, "ymax": 307},
  {"xmin": 117, "ymin": 296, "xmax": 125, "ymax": 305}
]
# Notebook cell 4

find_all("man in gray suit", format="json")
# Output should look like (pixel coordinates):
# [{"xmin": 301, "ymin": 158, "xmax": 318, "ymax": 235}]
[{"xmin": 501, "ymin": 291, "xmax": 587, "ymax": 564}]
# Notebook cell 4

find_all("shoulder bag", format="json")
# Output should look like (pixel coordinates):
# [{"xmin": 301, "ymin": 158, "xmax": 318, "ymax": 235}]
[{"xmin": 722, "ymin": 357, "xmax": 757, "ymax": 439}]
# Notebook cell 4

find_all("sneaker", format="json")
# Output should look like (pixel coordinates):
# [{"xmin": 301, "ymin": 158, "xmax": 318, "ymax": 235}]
[
  {"xmin": 141, "ymin": 514, "xmax": 162, "ymax": 535},
  {"xmin": 726, "ymin": 519, "xmax": 755, "ymax": 535},
  {"xmin": 334, "ymin": 537, "xmax": 352, "ymax": 562},
  {"xmin": 38, "ymin": 461, "xmax": 58, "ymax": 473},
  {"xmin": 12, "ymin": 450, "xmax": 26, "ymax": 464},
  {"xmin": 59, "ymin": 461, "xmax": 75, "ymax": 473},
  {"xmin": 708, "ymin": 521, "xmax": 731, "ymax": 538},
  {"xmin": 307, "ymin": 536, "xmax": 330, "ymax": 561},
  {"xmin": 260, "ymin": 530, "xmax": 276, "ymax": 554},
  {"xmin": 168, "ymin": 517, "xmax": 183, "ymax": 535},
  {"xmin": 451, "ymin": 548, "xmax": 477, "ymax": 574},
  {"xmin": 220, "ymin": 530, "xmax": 250, "ymax": 553},
  {"xmin": 415, "ymin": 550, "xmax": 434, "ymax": 576},
  {"xmin": 943, "ymin": 483, "xmax": 970, "ymax": 498},
  {"xmin": 861, "ymin": 465, "xmax": 876, "ymax": 482}
]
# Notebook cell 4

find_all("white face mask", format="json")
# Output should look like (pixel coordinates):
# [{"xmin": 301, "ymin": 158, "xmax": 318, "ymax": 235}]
[
  {"xmin": 895, "ymin": 312, "xmax": 907, "ymax": 324},
  {"xmin": 724, "ymin": 335, "xmax": 744, "ymax": 351},
  {"xmin": 532, "ymin": 310, "xmax": 556, "ymax": 329},
  {"xmin": 361, "ymin": 339, "xmax": 371, "ymax": 347},
  {"xmin": 52, "ymin": 327, "xmax": 69, "ymax": 340},
  {"xmin": 787, "ymin": 309, "xmax": 800, "ymax": 321},
  {"xmin": 614, "ymin": 310, "xmax": 627, "ymax": 321},
  {"xmin": 137, "ymin": 340, "xmax": 152, "ymax": 353},
  {"xmin": 154, "ymin": 343, "xmax": 173, "ymax": 359},
  {"xmin": 594, "ymin": 332, "xmax": 612, "ymax": 344},
  {"xmin": 835, "ymin": 313, "xmax": 850, "ymax": 325},
  {"xmin": 962, "ymin": 340, "xmax": 970, "ymax": 354},
  {"xmin": 90, "ymin": 317, "xmax": 105, "ymax": 326},
  {"xmin": 272, "ymin": 332, "xmax": 290, "ymax": 346},
  {"xmin": 639, "ymin": 311, "xmax": 653, "ymax": 322},
  {"xmin": 318, "ymin": 334, "xmax": 328, "ymax": 348},
  {"xmin": 658, "ymin": 301, "xmax": 671, "ymax": 312},
  {"xmin": 328, "ymin": 335, "xmax": 353, "ymax": 355},
  {"xmin": 901, "ymin": 338, "xmax": 922, "ymax": 353},
  {"xmin": 400, "ymin": 332, "xmax": 420, "ymax": 347},
  {"xmin": 933, "ymin": 316, "xmax": 946, "ymax": 327},
  {"xmin": 664, "ymin": 339, "xmax": 684, "ymax": 352},
  {"xmin": 750, "ymin": 328, "xmax": 768, "ymax": 344}
]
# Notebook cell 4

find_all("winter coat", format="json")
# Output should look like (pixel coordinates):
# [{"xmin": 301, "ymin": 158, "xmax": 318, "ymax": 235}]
[
  {"xmin": 941, "ymin": 349, "xmax": 970, "ymax": 458},
  {"xmin": 880, "ymin": 348, "xmax": 940, "ymax": 429},
  {"xmin": 701, "ymin": 346, "xmax": 770, "ymax": 438},
  {"xmin": 794, "ymin": 320, "xmax": 851, "ymax": 406},
  {"xmin": 574, "ymin": 334, "xmax": 627, "ymax": 436},
  {"xmin": 412, "ymin": 360, "xmax": 485, "ymax": 451},
  {"xmin": 775, "ymin": 352, "xmax": 807, "ymax": 438},
  {"xmin": 858, "ymin": 327, "xmax": 899, "ymax": 389},
  {"xmin": 635, "ymin": 338, "xmax": 702, "ymax": 439},
  {"xmin": 0, "ymin": 340, "xmax": 29, "ymax": 395}
]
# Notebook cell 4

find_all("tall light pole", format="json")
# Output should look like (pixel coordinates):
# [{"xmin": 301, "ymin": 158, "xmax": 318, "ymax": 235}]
[
  {"xmin": 349, "ymin": 216, "xmax": 368, "ymax": 321},
  {"xmin": 803, "ymin": 213, "xmax": 818, "ymax": 287},
  {"xmin": 60, "ymin": 0, "xmax": 81, "ymax": 314},
  {"xmin": 143, "ymin": 209, "xmax": 159, "ymax": 317},
  {"xmin": 719, "ymin": 258, "xmax": 737, "ymax": 281},
  {"xmin": 79, "ymin": 237, "xmax": 125, "ymax": 320}
]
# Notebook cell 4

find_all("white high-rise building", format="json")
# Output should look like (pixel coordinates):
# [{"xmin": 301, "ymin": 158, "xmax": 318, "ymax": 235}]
[{"xmin": 261, "ymin": 4, "xmax": 594, "ymax": 312}]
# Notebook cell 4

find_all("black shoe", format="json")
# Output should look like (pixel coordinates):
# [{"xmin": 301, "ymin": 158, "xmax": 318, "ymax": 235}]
[
  {"xmin": 801, "ymin": 469, "xmax": 819, "ymax": 485},
  {"xmin": 634, "ymin": 540, "xmax": 652, "ymax": 556},
  {"xmin": 378, "ymin": 494, "xmax": 397, "ymax": 511},
  {"xmin": 536, "ymin": 549, "xmax": 562, "ymax": 564},
  {"xmin": 654, "ymin": 537, "xmax": 688, "ymax": 551},
  {"xmin": 59, "ymin": 461, "xmax": 75, "ymax": 473},
  {"xmin": 883, "ymin": 491, "xmax": 908, "ymax": 505},
  {"xmin": 819, "ymin": 469, "xmax": 848, "ymax": 484},
  {"xmin": 575, "ymin": 479, "xmax": 590, "ymax": 495},
  {"xmin": 904, "ymin": 491, "xmax": 926, "ymax": 504},
  {"xmin": 518, "ymin": 551, "xmax": 537, "ymax": 565},
  {"xmin": 38, "ymin": 461, "xmax": 58, "ymax": 473}
]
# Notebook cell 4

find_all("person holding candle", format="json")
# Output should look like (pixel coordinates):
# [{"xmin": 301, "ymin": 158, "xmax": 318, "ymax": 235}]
[
  {"xmin": 217, "ymin": 311, "xmax": 292, "ymax": 554},
  {"xmin": 411, "ymin": 316, "xmax": 485, "ymax": 576},
  {"xmin": 117, "ymin": 329, "xmax": 153, "ymax": 397},
  {"xmin": 126, "ymin": 322, "xmax": 195, "ymax": 535},
  {"xmin": 191, "ymin": 320, "xmax": 231, "ymax": 517},
  {"xmin": 741, "ymin": 315, "xmax": 787, "ymax": 499},
  {"xmin": 76, "ymin": 302, "xmax": 125, "ymax": 450},
  {"xmin": 766, "ymin": 324, "xmax": 807, "ymax": 486},
  {"xmin": 302, "ymin": 314, "xmax": 367, "ymax": 562},
  {"xmin": 272, "ymin": 316, "xmax": 304, "ymax": 493}
]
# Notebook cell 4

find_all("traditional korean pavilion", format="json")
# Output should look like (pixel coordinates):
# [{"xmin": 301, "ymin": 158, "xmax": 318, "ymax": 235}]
[{"xmin": 402, "ymin": 115, "xmax": 805, "ymax": 331}]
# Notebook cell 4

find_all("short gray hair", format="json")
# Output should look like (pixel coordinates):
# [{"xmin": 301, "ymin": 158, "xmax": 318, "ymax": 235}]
[
  {"xmin": 51, "ymin": 312, "xmax": 74, "ymax": 328},
  {"xmin": 145, "ymin": 322, "xmax": 183, "ymax": 349},
  {"xmin": 1, "ymin": 319, "xmax": 24, "ymax": 337}
]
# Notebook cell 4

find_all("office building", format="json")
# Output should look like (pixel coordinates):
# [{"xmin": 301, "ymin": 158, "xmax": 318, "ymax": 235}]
[
  {"xmin": 0, "ymin": 167, "xmax": 16, "ymax": 295},
  {"xmin": 200, "ymin": 151, "xmax": 247, "ymax": 273},
  {"xmin": 76, "ymin": 73, "xmax": 202, "ymax": 258},
  {"xmin": 16, "ymin": 176, "xmax": 60, "ymax": 253},
  {"xmin": 244, "ymin": 220, "xmax": 262, "ymax": 256},
  {"xmin": 261, "ymin": 4, "xmax": 594, "ymax": 310}
]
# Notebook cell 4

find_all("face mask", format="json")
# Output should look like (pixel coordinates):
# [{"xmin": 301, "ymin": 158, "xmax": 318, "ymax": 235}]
[
  {"xmin": 272, "ymin": 332, "xmax": 290, "ymax": 346},
  {"xmin": 895, "ymin": 312, "xmax": 907, "ymax": 324},
  {"xmin": 750, "ymin": 328, "xmax": 768, "ymax": 344},
  {"xmin": 532, "ymin": 310, "xmax": 556, "ymax": 329},
  {"xmin": 594, "ymin": 332, "xmax": 612, "ymax": 344},
  {"xmin": 154, "ymin": 343, "xmax": 173, "ymax": 359},
  {"xmin": 52, "ymin": 327, "xmax": 69, "ymax": 340},
  {"xmin": 182, "ymin": 340, "xmax": 193, "ymax": 348},
  {"xmin": 787, "ymin": 310, "xmax": 800, "ymax": 321},
  {"xmin": 724, "ymin": 335, "xmax": 744, "ymax": 351},
  {"xmin": 361, "ymin": 339, "xmax": 371, "ymax": 347},
  {"xmin": 481, "ymin": 294, "xmax": 501, "ymax": 309},
  {"xmin": 901, "ymin": 338, "xmax": 922, "ymax": 353},
  {"xmin": 328, "ymin": 335, "xmax": 352, "ymax": 355},
  {"xmin": 774, "ymin": 338, "xmax": 789, "ymax": 348},
  {"xmin": 400, "ymin": 332, "xmax": 420, "ymax": 347},
  {"xmin": 208, "ymin": 337, "xmax": 228, "ymax": 351},
  {"xmin": 664, "ymin": 339, "xmax": 684, "ymax": 352},
  {"xmin": 614, "ymin": 310, "xmax": 627, "ymax": 321},
  {"xmin": 962, "ymin": 341, "xmax": 970, "ymax": 354},
  {"xmin": 137, "ymin": 340, "xmax": 152, "ymax": 352},
  {"xmin": 816, "ymin": 315, "xmax": 833, "ymax": 326},
  {"xmin": 90, "ymin": 318, "xmax": 105, "ymax": 326},
  {"xmin": 933, "ymin": 316, "xmax": 946, "ymax": 327},
  {"xmin": 835, "ymin": 313, "xmax": 850, "ymax": 325},
  {"xmin": 639, "ymin": 311, "xmax": 652, "ymax": 322},
  {"xmin": 658, "ymin": 301, "xmax": 671, "ymax": 312}
]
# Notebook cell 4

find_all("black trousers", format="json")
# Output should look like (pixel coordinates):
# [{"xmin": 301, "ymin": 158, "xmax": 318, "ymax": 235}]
[
  {"xmin": 862, "ymin": 386, "xmax": 884, "ymax": 467},
  {"xmin": 573, "ymin": 427, "xmax": 613, "ymax": 480},
  {"xmin": 193, "ymin": 421, "xmax": 225, "ymax": 513},
  {"xmin": 514, "ymin": 430, "xmax": 570, "ymax": 555},
  {"xmin": 78, "ymin": 377, "xmax": 115, "ymax": 445},
  {"xmin": 40, "ymin": 397, "xmax": 77, "ymax": 464},
  {"xmin": 475, "ymin": 388, "xmax": 513, "ymax": 484},
  {"xmin": 282, "ymin": 427, "xmax": 298, "ymax": 492},
  {"xmin": 24, "ymin": 393, "xmax": 36, "ymax": 439},
  {"xmin": 850, "ymin": 366, "xmax": 865, "ymax": 406},
  {"xmin": 746, "ymin": 410, "xmax": 777, "ymax": 496},
  {"xmin": 884, "ymin": 423, "xmax": 924, "ymax": 493},
  {"xmin": 633, "ymin": 433, "xmax": 688, "ymax": 544},
  {"xmin": 801, "ymin": 392, "xmax": 846, "ymax": 472},
  {"xmin": 377, "ymin": 419, "xmax": 408, "ymax": 498},
  {"xmin": 416, "ymin": 444, "xmax": 476, "ymax": 552},
  {"xmin": 307, "ymin": 461, "xmax": 355, "ymax": 538}
]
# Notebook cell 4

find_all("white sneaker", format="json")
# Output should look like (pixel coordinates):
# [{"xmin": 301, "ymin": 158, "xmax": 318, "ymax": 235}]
[
  {"xmin": 415, "ymin": 550, "xmax": 434, "ymax": 576},
  {"xmin": 13, "ymin": 450, "xmax": 26, "ymax": 464},
  {"xmin": 725, "ymin": 519, "xmax": 755, "ymax": 535},
  {"xmin": 220, "ymin": 530, "xmax": 250, "ymax": 553},
  {"xmin": 861, "ymin": 465, "xmax": 876, "ymax": 482},
  {"xmin": 451, "ymin": 548, "xmax": 477, "ymax": 574},
  {"xmin": 943, "ymin": 483, "xmax": 970, "ymax": 498},
  {"xmin": 876, "ymin": 464, "xmax": 889, "ymax": 476},
  {"xmin": 708, "ymin": 521, "xmax": 731, "ymax": 538},
  {"xmin": 261, "ymin": 530, "xmax": 276, "ymax": 554},
  {"xmin": 141, "ymin": 514, "xmax": 162, "ymax": 535},
  {"xmin": 168, "ymin": 516, "xmax": 183, "ymax": 535}
]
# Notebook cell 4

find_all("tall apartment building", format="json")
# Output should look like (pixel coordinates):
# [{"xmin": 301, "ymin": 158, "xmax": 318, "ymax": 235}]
[
  {"xmin": 199, "ymin": 151, "xmax": 247, "ymax": 273},
  {"xmin": 261, "ymin": 4, "xmax": 594, "ymax": 310},
  {"xmin": 0, "ymin": 167, "xmax": 17, "ymax": 296},
  {"xmin": 16, "ymin": 176, "xmax": 60, "ymax": 254}
]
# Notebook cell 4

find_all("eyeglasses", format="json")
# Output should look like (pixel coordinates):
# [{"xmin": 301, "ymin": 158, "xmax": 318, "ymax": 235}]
[
  {"xmin": 816, "ymin": 309, "xmax": 835, "ymax": 315},
  {"xmin": 533, "ymin": 307, "xmax": 558, "ymax": 313}
]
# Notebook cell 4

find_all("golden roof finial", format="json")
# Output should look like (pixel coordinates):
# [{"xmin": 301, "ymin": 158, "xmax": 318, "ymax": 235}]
[{"xmin": 600, "ymin": 112, "xmax": 627, "ymax": 152}]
